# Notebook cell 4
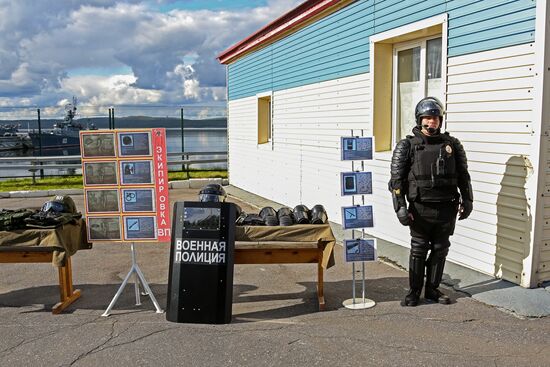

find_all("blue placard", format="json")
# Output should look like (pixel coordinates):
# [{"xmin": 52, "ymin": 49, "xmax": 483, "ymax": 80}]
[
  {"xmin": 122, "ymin": 188, "xmax": 155, "ymax": 212},
  {"xmin": 344, "ymin": 239, "xmax": 377, "ymax": 262},
  {"xmin": 341, "ymin": 171, "xmax": 373, "ymax": 196},
  {"xmin": 118, "ymin": 132, "xmax": 152, "ymax": 156},
  {"xmin": 124, "ymin": 216, "xmax": 157, "ymax": 240},
  {"xmin": 341, "ymin": 205, "xmax": 374, "ymax": 229},
  {"xmin": 341, "ymin": 137, "xmax": 373, "ymax": 161},
  {"xmin": 120, "ymin": 160, "xmax": 153, "ymax": 185}
]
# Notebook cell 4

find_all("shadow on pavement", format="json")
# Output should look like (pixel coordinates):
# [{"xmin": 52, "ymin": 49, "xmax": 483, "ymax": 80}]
[{"xmin": 0, "ymin": 275, "xmax": 470, "ymax": 318}]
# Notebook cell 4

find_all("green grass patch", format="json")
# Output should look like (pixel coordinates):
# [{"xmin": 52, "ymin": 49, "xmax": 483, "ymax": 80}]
[{"xmin": 0, "ymin": 170, "xmax": 227, "ymax": 192}]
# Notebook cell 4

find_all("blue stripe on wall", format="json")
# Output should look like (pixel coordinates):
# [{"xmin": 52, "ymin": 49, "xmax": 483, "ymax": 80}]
[{"xmin": 228, "ymin": 0, "xmax": 536, "ymax": 101}]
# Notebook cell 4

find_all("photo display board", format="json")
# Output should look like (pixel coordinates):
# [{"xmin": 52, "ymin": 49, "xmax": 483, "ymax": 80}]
[
  {"xmin": 341, "ymin": 205, "xmax": 374, "ymax": 230},
  {"xmin": 341, "ymin": 137, "xmax": 373, "ymax": 161},
  {"xmin": 80, "ymin": 129, "xmax": 170, "ymax": 243},
  {"xmin": 344, "ymin": 239, "xmax": 377, "ymax": 262},
  {"xmin": 340, "ymin": 171, "xmax": 373, "ymax": 196}
]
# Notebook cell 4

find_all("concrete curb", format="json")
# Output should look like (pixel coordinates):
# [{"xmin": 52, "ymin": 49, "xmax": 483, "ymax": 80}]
[{"xmin": 0, "ymin": 178, "xmax": 229, "ymax": 198}]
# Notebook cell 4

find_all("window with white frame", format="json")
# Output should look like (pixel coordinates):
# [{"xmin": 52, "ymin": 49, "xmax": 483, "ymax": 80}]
[
  {"xmin": 257, "ymin": 94, "xmax": 272, "ymax": 144},
  {"xmin": 393, "ymin": 36, "xmax": 443, "ymax": 142}
]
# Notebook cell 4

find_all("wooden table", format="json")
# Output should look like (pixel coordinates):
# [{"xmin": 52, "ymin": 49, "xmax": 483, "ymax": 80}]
[{"xmin": 235, "ymin": 224, "xmax": 336, "ymax": 311}]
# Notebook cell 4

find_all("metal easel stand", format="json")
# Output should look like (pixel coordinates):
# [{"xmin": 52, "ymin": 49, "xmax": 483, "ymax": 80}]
[
  {"xmin": 102, "ymin": 242, "xmax": 164, "ymax": 317},
  {"xmin": 342, "ymin": 259, "xmax": 376, "ymax": 309}
]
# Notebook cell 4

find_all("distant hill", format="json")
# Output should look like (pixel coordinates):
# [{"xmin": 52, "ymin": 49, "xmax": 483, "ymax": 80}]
[{"xmin": 4, "ymin": 116, "xmax": 227, "ymax": 129}]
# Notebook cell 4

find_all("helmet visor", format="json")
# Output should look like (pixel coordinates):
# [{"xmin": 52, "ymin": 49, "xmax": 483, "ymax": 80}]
[
  {"xmin": 42, "ymin": 201, "xmax": 66, "ymax": 213},
  {"xmin": 199, "ymin": 193, "xmax": 225, "ymax": 203}
]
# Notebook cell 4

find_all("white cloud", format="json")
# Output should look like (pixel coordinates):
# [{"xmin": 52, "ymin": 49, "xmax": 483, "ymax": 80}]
[{"xmin": 0, "ymin": 0, "xmax": 302, "ymax": 108}]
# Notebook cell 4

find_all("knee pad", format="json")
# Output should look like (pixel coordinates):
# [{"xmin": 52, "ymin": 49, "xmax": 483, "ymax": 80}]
[
  {"xmin": 432, "ymin": 238, "xmax": 450, "ymax": 258},
  {"xmin": 410, "ymin": 237, "xmax": 429, "ymax": 259}
]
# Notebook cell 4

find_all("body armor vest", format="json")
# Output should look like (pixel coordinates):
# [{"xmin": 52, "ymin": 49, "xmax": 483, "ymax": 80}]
[{"xmin": 407, "ymin": 135, "xmax": 459, "ymax": 202}]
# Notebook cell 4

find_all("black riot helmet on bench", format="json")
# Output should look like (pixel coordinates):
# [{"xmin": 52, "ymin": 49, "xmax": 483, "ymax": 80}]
[
  {"xmin": 415, "ymin": 97, "xmax": 445, "ymax": 126},
  {"xmin": 310, "ymin": 204, "xmax": 328, "ymax": 224},
  {"xmin": 293, "ymin": 205, "xmax": 310, "ymax": 224},
  {"xmin": 198, "ymin": 184, "xmax": 227, "ymax": 203}
]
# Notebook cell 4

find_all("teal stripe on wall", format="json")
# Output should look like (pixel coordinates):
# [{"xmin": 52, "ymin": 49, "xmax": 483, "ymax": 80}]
[{"xmin": 228, "ymin": 0, "xmax": 536, "ymax": 101}]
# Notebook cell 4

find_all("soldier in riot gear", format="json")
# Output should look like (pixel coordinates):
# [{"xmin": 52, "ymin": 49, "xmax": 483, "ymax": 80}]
[{"xmin": 389, "ymin": 97, "xmax": 473, "ymax": 307}]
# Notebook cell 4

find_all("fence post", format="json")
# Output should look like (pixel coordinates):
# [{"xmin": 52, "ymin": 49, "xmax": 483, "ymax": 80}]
[
  {"xmin": 37, "ymin": 108, "xmax": 44, "ymax": 179},
  {"xmin": 184, "ymin": 108, "xmax": 189, "ymax": 171}
]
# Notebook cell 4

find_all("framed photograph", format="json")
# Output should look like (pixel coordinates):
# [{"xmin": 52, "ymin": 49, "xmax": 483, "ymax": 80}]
[
  {"xmin": 81, "ymin": 132, "xmax": 116, "ymax": 158},
  {"xmin": 123, "ymin": 216, "xmax": 157, "ymax": 240},
  {"xmin": 341, "ymin": 137, "xmax": 374, "ymax": 161},
  {"xmin": 121, "ymin": 188, "xmax": 155, "ymax": 212},
  {"xmin": 341, "ymin": 172, "xmax": 373, "ymax": 196},
  {"xmin": 85, "ymin": 189, "xmax": 120, "ymax": 213},
  {"xmin": 83, "ymin": 161, "xmax": 118, "ymax": 186},
  {"xmin": 341, "ymin": 205, "xmax": 374, "ymax": 229},
  {"xmin": 120, "ymin": 160, "xmax": 153, "ymax": 185},
  {"xmin": 87, "ymin": 216, "xmax": 122, "ymax": 241},
  {"xmin": 118, "ymin": 131, "xmax": 152, "ymax": 157},
  {"xmin": 344, "ymin": 239, "xmax": 377, "ymax": 262}
]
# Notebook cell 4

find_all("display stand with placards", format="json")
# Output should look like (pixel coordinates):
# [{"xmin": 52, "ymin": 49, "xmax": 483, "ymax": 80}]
[
  {"xmin": 80, "ymin": 129, "xmax": 170, "ymax": 316},
  {"xmin": 340, "ymin": 132, "xmax": 377, "ymax": 310}
]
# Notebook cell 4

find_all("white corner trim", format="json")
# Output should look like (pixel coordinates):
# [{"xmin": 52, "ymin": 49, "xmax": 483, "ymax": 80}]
[{"xmin": 525, "ymin": 0, "xmax": 549, "ymax": 288}]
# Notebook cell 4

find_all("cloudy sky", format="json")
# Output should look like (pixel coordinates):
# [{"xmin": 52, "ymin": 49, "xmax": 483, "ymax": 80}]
[{"xmin": 0, "ymin": 0, "xmax": 302, "ymax": 112}]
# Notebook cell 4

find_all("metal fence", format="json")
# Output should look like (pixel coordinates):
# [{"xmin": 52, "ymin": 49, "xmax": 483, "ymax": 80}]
[
  {"xmin": 0, "ymin": 151, "xmax": 227, "ymax": 182},
  {"xmin": 0, "ymin": 104, "xmax": 228, "ymax": 179}
]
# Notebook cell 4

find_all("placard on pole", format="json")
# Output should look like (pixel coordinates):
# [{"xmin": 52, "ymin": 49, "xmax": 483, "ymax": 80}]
[
  {"xmin": 80, "ymin": 128, "xmax": 170, "ymax": 316},
  {"xmin": 340, "ymin": 133, "xmax": 377, "ymax": 310}
]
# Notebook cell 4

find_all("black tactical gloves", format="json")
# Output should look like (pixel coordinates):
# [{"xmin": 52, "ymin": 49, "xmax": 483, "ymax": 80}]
[
  {"xmin": 396, "ymin": 206, "xmax": 410, "ymax": 226},
  {"xmin": 459, "ymin": 199, "xmax": 473, "ymax": 220}
]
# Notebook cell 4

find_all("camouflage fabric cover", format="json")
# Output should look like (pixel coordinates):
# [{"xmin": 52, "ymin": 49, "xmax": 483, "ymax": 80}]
[{"xmin": 0, "ymin": 209, "xmax": 36, "ymax": 231}]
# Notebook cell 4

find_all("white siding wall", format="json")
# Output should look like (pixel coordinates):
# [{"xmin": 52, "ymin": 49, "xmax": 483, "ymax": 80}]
[
  {"xmin": 228, "ymin": 73, "xmax": 373, "ymax": 223},
  {"xmin": 445, "ymin": 43, "xmax": 537, "ymax": 283},
  {"xmin": 228, "ymin": 43, "xmax": 539, "ymax": 285}
]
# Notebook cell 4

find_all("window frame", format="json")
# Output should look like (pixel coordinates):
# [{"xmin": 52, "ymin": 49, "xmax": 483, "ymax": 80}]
[
  {"xmin": 256, "ymin": 91, "xmax": 273, "ymax": 146},
  {"xmin": 391, "ymin": 34, "xmax": 443, "ymax": 146},
  {"xmin": 369, "ymin": 13, "xmax": 448, "ymax": 154}
]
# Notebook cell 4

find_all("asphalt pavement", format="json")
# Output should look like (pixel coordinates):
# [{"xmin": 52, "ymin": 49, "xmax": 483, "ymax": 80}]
[{"xmin": 0, "ymin": 187, "xmax": 549, "ymax": 366}]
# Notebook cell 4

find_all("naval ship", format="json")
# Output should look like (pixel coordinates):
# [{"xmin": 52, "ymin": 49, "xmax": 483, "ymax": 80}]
[
  {"xmin": 0, "ymin": 124, "xmax": 33, "ymax": 151},
  {"xmin": 28, "ymin": 97, "xmax": 96, "ymax": 150}
]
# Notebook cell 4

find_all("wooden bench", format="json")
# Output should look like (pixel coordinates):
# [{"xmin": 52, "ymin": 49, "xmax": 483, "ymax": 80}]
[
  {"xmin": 0, "ymin": 248, "xmax": 80, "ymax": 314},
  {"xmin": 234, "ymin": 225, "xmax": 336, "ymax": 311}
]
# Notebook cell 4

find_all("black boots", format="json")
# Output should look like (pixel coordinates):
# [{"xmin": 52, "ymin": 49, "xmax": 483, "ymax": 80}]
[
  {"xmin": 425, "ymin": 250, "xmax": 451, "ymax": 304},
  {"xmin": 404, "ymin": 253, "xmax": 425, "ymax": 307}
]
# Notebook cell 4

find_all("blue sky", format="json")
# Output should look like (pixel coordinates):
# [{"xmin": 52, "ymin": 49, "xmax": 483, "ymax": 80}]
[{"xmin": 0, "ymin": 0, "xmax": 302, "ymax": 113}]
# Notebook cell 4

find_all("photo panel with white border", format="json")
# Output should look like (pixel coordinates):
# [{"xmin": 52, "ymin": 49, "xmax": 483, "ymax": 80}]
[
  {"xmin": 344, "ymin": 238, "xmax": 377, "ymax": 262},
  {"xmin": 340, "ymin": 171, "xmax": 373, "ymax": 196},
  {"xmin": 87, "ymin": 216, "xmax": 122, "ymax": 241},
  {"xmin": 85, "ymin": 188, "xmax": 120, "ymax": 214},
  {"xmin": 83, "ymin": 161, "xmax": 118, "ymax": 186},
  {"xmin": 118, "ymin": 131, "xmax": 152, "ymax": 157},
  {"xmin": 121, "ymin": 188, "xmax": 156, "ymax": 213},
  {"xmin": 119, "ymin": 160, "xmax": 154, "ymax": 185},
  {"xmin": 81, "ymin": 132, "xmax": 116, "ymax": 158},
  {"xmin": 123, "ymin": 216, "xmax": 158, "ymax": 241}
]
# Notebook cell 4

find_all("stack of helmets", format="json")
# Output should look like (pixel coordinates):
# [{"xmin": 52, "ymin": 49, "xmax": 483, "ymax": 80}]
[
  {"xmin": 259, "ymin": 206, "xmax": 279, "ymax": 226},
  {"xmin": 293, "ymin": 205, "xmax": 310, "ymax": 224},
  {"xmin": 277, "ymin": 207, "xmax": 295, "ymax": 226},
  {"xmin": 310, "ymin": 204, "xmax": 328, "ymax": 224}
]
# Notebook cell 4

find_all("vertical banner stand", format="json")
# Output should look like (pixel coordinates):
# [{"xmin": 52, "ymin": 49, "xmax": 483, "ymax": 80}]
[
  {"xmin": 343, "ymin": 129, "xmax": 376, "ymax": 310},
  {"xmin": 102, "ymin": 243, "xmax": 163, "ymax": 317}
]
